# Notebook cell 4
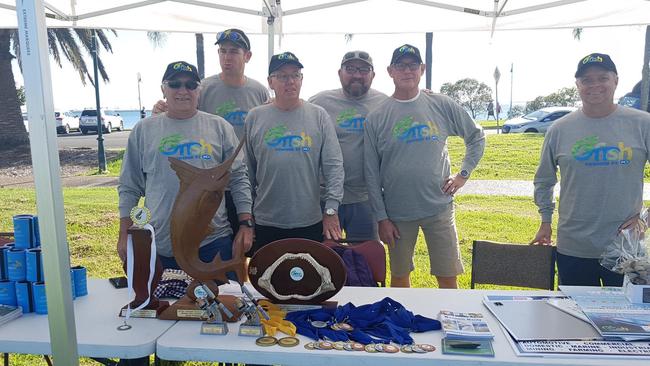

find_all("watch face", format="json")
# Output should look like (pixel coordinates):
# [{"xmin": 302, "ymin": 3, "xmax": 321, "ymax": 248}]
[
  {"xmin": 239, "ymin": 219, "xmax": 254, "ymax": 227},
  {"xmin": 460, "ymin": 170, "xmax": 469, "ymax": 178},
  {"xmin": 325, "ymin": 208, "xmax": 337, "ymax": 216}
]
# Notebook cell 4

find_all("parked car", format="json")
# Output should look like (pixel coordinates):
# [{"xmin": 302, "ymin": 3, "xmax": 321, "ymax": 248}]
[
  {"xmin": 55, "ymin": 110, "xmax": 79, "ymax": 134},
  {"xmin": 79, "ymin": 109, "xmax": 124, "ymax": 134},
  {"xmin": 618, "ymin": 81, "xmax": 649, "ymax": 112},
  {"xmin": 502, "ymin": 106, "xmax": 577, "ymax": 133}
]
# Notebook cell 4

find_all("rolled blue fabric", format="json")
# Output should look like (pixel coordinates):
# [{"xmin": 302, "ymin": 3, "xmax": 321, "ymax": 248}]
[
  {"xmin": 15, "ymin": 281, "xmax": 32, "ymax": 313},
  {"xmin": 26, "ymin": 248, "xmax": 44, "ymax": 282},
  {"xmin": 71, "ymin": 266, "xmax": 88, "ymax": 297},
  {"xmin": 32, "ymin": 281, "xmax": 47, "ymax": 314},
  {"xmin": 7, "ymin": 249, "xmax": 26, "ymax": 281},
  {"xmin": 0, "ymin": 280, "xmax": 17, "ymax": 306},
  {"xmin": 32, "ymin": 216, "xmax": 40, "ymax": 247},
  {"xmin": 12, "ymin": 215, "xmax": 34, "ymax": 249}
]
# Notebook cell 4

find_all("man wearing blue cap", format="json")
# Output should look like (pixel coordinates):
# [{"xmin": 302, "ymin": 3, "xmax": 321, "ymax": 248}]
[
  {"xmin": 532, "ymin": 52, "xmax": 650, "ymax": 286},
  {"xmin": 364, "ymin": 44, "xmax": 485, "ymax": 289},
  {"xmin": 245, "ymin": 52, "xmax": 344, "ymax": 253},
  {"xmin": 309, "ymin": 51, "xmax": 388, "ymax": 241}
]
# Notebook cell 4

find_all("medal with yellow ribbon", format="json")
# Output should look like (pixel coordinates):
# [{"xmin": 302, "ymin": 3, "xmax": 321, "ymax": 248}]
[{"xmin": 258, "ymin": 299, "xmax": 297, "ymax": 337}]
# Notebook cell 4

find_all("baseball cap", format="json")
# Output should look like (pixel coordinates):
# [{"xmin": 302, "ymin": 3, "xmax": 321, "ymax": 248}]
[
  {"xmin": 390, "ymin": 44, "xmax": 422, "ymax": 65},
  {"xmin": 161, "ymin": 61, "xmax": 200, "ymax": 82},
  {"xmin": 575, "ymin": 53, "xmax": 617, "ymax": 78},
  {"xmin": 268, "ymin": 52, "xmax": 304, "ymax": 75},
  {"xmin": 341, "ymin": 50, "xmax": 373, "ymax": 67},
  {"xmin": 215, "ymin": 28, "xmax": 250, "ymax": 50}
]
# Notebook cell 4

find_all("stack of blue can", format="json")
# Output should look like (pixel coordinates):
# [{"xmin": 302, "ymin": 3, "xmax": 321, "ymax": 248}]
[{"xmin": 0, "ymin": 214, "xmax": 88, "ymax": 315}]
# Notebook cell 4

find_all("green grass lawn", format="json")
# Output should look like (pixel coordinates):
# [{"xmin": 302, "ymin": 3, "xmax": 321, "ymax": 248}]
[{"xmin": 476, "ymin": 119, "xmax": 505, "ymax": 129}]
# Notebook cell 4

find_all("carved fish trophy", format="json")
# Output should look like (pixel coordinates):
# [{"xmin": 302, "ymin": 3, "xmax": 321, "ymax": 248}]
[{"xmin": 159, "ymin": 139, "xmax": 246, "ymax": 323}]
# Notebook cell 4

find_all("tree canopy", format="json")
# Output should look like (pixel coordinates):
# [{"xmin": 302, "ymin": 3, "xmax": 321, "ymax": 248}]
[
  {"xmin": 524, "ymin": 87, "xmax": 580, "ymax": 113},
  {"xmin": 440, "ymin": 78, "xmax": 493, "ymax": 119}
]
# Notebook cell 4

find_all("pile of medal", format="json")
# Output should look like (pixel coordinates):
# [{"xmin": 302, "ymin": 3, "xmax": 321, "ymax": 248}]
[
  {"xmin": 303, "ymin": 340, "xmax": 436, "ymax": 353},
  {"xmin": 255, "ymin": 335, "xmax": 300, "ymax": 348}
]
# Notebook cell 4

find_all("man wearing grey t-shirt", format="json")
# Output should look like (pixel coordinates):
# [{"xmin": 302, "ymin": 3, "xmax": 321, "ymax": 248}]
[
  {"xmin": 153, "ymin": 29, "xmax": 269, "ymax": 240},
  {"xmin": 365, "ymin": 44, "xmax": 485, "ymax": 288},
  {"xmin": 532, "ymin": 53, "xmax": 650, "ymax": 286},
  {"xmin": 118, "ymin": 60, "xmax": 253, "ymax": 270},
  {"xmin": 245, "ymin": 52, "xmax": 344, "ymax": 254},
  {"xmin": 309, "ymin": 51, "xmax": 388, "ymax": 241}
]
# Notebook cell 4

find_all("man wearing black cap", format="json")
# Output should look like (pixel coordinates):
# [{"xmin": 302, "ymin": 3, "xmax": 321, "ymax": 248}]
[
  {"xmin": 118, "ymin": 60, "xmax": 253, "ymax": 272},
  {"xmin": 364, "ymin": 44, "xmax": 485, "ymax": 288},
  {"xmin": 153, "ymin": 29, "xmax": 269, "ymax": 240},
  {"xmin": 532, "ymin": 52, "xmax": 650, "ymax": 286},
  {"xmin": 309, "ymin": 51, "xmax": 387, "ymax": 241},
  {"xmin": 244, "ymin": 52, "xmax": 344, "ymax": 253}
]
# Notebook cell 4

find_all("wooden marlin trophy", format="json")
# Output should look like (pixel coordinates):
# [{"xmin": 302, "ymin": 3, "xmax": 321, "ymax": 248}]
[{"xmin": 158, "ymin": 139, "xmax": 260, "ymax": 335}]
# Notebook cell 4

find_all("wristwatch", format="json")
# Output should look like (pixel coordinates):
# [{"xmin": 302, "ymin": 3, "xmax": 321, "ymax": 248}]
[
  {"xmin": 459, "ymin": 169, "xmax": 470, "ymax": 179},
  {"xmin": 325, "ymin": 208, "xmax": 337, "ymax": 216},
  {"xmin": 238, "ymin": 219, "xmax": 254, "ymax": 228}
]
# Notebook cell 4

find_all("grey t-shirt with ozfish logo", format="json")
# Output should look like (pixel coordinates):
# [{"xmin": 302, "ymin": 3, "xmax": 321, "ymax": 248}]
[
  {"xmin": 244, "ymin": 102, "xmax": 344, "ymax": 228},
  {"xmin": 309, "ymin": 88, "xmax": 388, "ymax": 204},
  {"xmin": 364, "ymin": 91, "xmax": 485, "ymax": 222},
  {"xmin": 198, "ymin": 74, "xmax": 270, "ymax": 140},
  {"xmin": 118, "ymin": 111, "xmax": 252, "ymax": 257}
]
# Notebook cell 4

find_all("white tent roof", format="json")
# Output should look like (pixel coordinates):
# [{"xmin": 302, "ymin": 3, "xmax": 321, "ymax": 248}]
[{"xmin": 1, "ymin": 0, "xmax": 650, "ymax": 35}]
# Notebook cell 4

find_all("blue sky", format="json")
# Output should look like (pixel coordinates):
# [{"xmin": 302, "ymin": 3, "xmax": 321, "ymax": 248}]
[{"xmin": 12, "ymin": 25, "xmax": 648, "ymax": 111}]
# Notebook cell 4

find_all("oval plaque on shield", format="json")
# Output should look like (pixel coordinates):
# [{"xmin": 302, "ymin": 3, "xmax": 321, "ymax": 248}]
[{"xmin": 248, "ymin": 238, "xmax": 346, "ymax": 304}]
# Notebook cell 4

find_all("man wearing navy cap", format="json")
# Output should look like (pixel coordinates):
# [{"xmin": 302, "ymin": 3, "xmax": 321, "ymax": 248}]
[
  {"xmin": 364, "ymin": 44, "xmax": 485, "ymax": 288},
  {"xmin": 245, "ymin": 52, "xmax": 344, "ymax": 253},
  {"xmin": 532, "ymin": 52, "xmax": 650, "ymax": 286},
  {"xmin": 118, "ymin": 60, "xmax": 253, "ymax": 271},
  {"xmin": 309, "ymin": 51, "xmax": 388, "ymax": 241}
]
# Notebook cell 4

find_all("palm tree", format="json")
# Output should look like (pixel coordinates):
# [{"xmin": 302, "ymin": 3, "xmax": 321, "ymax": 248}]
[{"xmin": 0, "ymin": 28, "xmax": 115, "ymax": 150}]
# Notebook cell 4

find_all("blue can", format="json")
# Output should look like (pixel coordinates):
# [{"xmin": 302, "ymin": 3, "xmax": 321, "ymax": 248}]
[
  {"xmin": 69, "ymin": 270, "xmax": 76, "ymax": 300},
  {"xmin": 0, "ymin": 245, "xmax": 11, "ymax": 280},
  {"xmin": 26, "ymin": 248, "xmax": 44, "ymax": 282},
  {"xmin": 15, "ymin": 281, "xmax": 32, "ymax": 313},
  {"xmin": 12, "ymin": 215, "xmax": 34, "ymax": 249},
  {"xmin": 32, "ymin": 281, "xmax": 47, "ymax": 314},
  {"xmin": 0, "ymin": 280, "xmax": 17, "ymax": 306},
  {"xmin": 32, "ymin": 216, "xmax": 40, "ymax": 247},
  {"xmin": 71, "ymin": 266, "xmax": 88, "ymax": 297},
  {"xmin": 7, "ymin": 249, "xmax": 26, "ymax": 281}
]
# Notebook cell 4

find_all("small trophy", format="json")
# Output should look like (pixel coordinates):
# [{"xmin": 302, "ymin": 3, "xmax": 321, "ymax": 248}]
[
  {"xmin": 119, "ymin": 206, "xmax": 169, "ymax": 318},
  {"xmin": 195, "ymin": 283, "xmax": 233, "ymax": 335},
  {"xmin": 237, "ymin": 284, "xmax": 270, "ymax": 337}
]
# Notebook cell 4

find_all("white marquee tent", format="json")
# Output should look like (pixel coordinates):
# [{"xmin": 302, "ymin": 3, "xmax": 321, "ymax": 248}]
[{"xmin": 2, "ymin": 1, "xmax": 650, "ymax": 364}]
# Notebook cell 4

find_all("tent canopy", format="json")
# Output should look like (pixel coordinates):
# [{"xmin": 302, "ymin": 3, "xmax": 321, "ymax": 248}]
[{"xmin": 1, "ymin": 0, "xmax": 650, "ymax": 35}]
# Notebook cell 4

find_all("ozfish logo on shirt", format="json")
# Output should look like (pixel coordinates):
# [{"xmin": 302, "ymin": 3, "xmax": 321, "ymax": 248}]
[
  {"xmin": 158, "ymin": 134, "xmax": 213, "ymax": 160},
  {"xmin": 392, "ymin": 116, "xmax": 439, "ymax": 143},
  {"xmin": 264, "ymin": 124, "xmax": 312, "ymax": 152},
  {"xmin": 571, "ymin": 135, "xmax": 632, "ymax": 166},
  {"xmin": 215, "ymin": 101, "xmax": 247, "ymax": 126},
  {"xmin": 336, "ymin": 108, "xmax": 366, "ymax": 133}
]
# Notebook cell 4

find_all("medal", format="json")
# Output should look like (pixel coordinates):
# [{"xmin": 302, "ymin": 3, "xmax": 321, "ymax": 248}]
[
  {"xmin": 255, "ymin": 336, "xmax": 278, "ymax": 347},
  {"xmin": 383, "ymin": 344, "xmax": 399, "ymax": 353},
  {"xmin": 317, "ymin": 341, "xmax": 333, "ymax": 350},
  {"xmin": 400, "ymin": 344, "xmax": 413, "ymax": 353},
  {"xmin": 278, "ymin": 336, "xmax": 300, "ymax": 347},
  {"xmin": 304, "ymin": 342, "xmax": 316, "ymax": 350},
  {"xmin": 311, "ymin": 320, "xmax": 328, "ymax": 328},
  {"xmin": 374, "ymin": 344, "xmax": 385, "ymax": 352},
  {"xmin": 364, "ymin": 344, "xmax": 378, "ymax": 353},
  {"xmin": 336, "ymin": 322, "xmax": 354, "ymax": 332},
  {"xmin": 343, "ymin": 343, "xmax": 355, "ymax": 351},
  {"xmin": 333, "ymin": 341, "xmax": 346, "ymax": 350},
  {"xmin": 351, "ymin": 342, "xmax": 365, "ymax": 351},
  {"xmin": 411, "ymin": 345, "xmax": 427, "ymax": 353},
  {"xmin": 129, "ymin": 206, "xmax": 151, "ymax": 228},
  {"xmin": 418, "ymin": 343, "xmax": 436, "ymax": 352},
  {"xmin": 330, "ymin": 323, "xmax": 341, "ymax": 331}
]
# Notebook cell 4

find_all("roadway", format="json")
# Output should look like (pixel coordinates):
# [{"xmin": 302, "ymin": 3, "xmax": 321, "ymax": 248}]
[{"xmin": 56, "ymin": 130, "xmax": 131, "ymax": 150}]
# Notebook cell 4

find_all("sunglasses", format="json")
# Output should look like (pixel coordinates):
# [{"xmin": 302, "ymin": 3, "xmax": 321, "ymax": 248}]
[
  {"xmin": 343, "ymin": 51, "xmax": 371, "ymax": 61},
  {"xmin": 163, "ymin": 80, "xmax": 200, "ymax": 90},
  {"xmin": 216, "ymin": 31, "xmax": 249, "ymax": 50},
  {"xmin": 270, "ymin": 72, "xmax": 303, "ymax": 83}
]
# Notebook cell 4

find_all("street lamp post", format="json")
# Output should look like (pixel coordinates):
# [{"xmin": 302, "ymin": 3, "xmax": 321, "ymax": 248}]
[
  {"xmin": 494, "ymin": 66, "xmax": 501, "ymax": 134},
  {"xmin": 137, "ymin": 72, "xmax": 142, "ymax": 115},
  {"xmin": 92, "ymin": 30, "xmax": 106, "ymax": 173}
]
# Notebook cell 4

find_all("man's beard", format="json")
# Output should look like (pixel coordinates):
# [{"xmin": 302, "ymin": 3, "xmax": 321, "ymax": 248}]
[{"xmin": 343, "ymin": 81, "xmax": 369, "ymax": 97}]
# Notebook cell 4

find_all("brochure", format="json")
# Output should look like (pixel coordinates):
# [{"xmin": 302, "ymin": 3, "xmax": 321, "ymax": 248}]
[
  {"xmin": 0, "ymin": 304, "xmax": 22, "ymax": 327},
  {"xmin": 438, "ymin": 310, "xmax": 494, "ymax": 339},
  {"xmin": 560, "ymin": 286, "xmax": 650, "ymax": 340}
]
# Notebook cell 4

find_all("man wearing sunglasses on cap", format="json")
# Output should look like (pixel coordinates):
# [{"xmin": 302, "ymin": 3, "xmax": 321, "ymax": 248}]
[
  {"xmin": 244, "ymin": 52, "xmax": 344, "ymax": 254},
  {"xmin": 118, "ymin": 60, "xmax": 253, "ymax": 275},
  {"xmin": 153, "ymin": 29, "xmax": 269, "ymax": 242},
  {"xmin": 309, "ymin": 51, "xmax": 387, "ymax": 241},
  {"xmin": 364, "ymin": 44, "xmax": 485, "ymax": 289}
]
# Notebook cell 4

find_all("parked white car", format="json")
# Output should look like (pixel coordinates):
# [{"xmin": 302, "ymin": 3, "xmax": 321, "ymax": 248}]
[
  {"xmin": 79, "ymin": 109, "xmax": 124, "ymax": 134},
  {"xmin": 502, "ymin": 106, "xmax": 577, "ymax": 133},
  {"xmin": 55, "ymin": 110, "xmax": 79, "ymax": 134}
]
